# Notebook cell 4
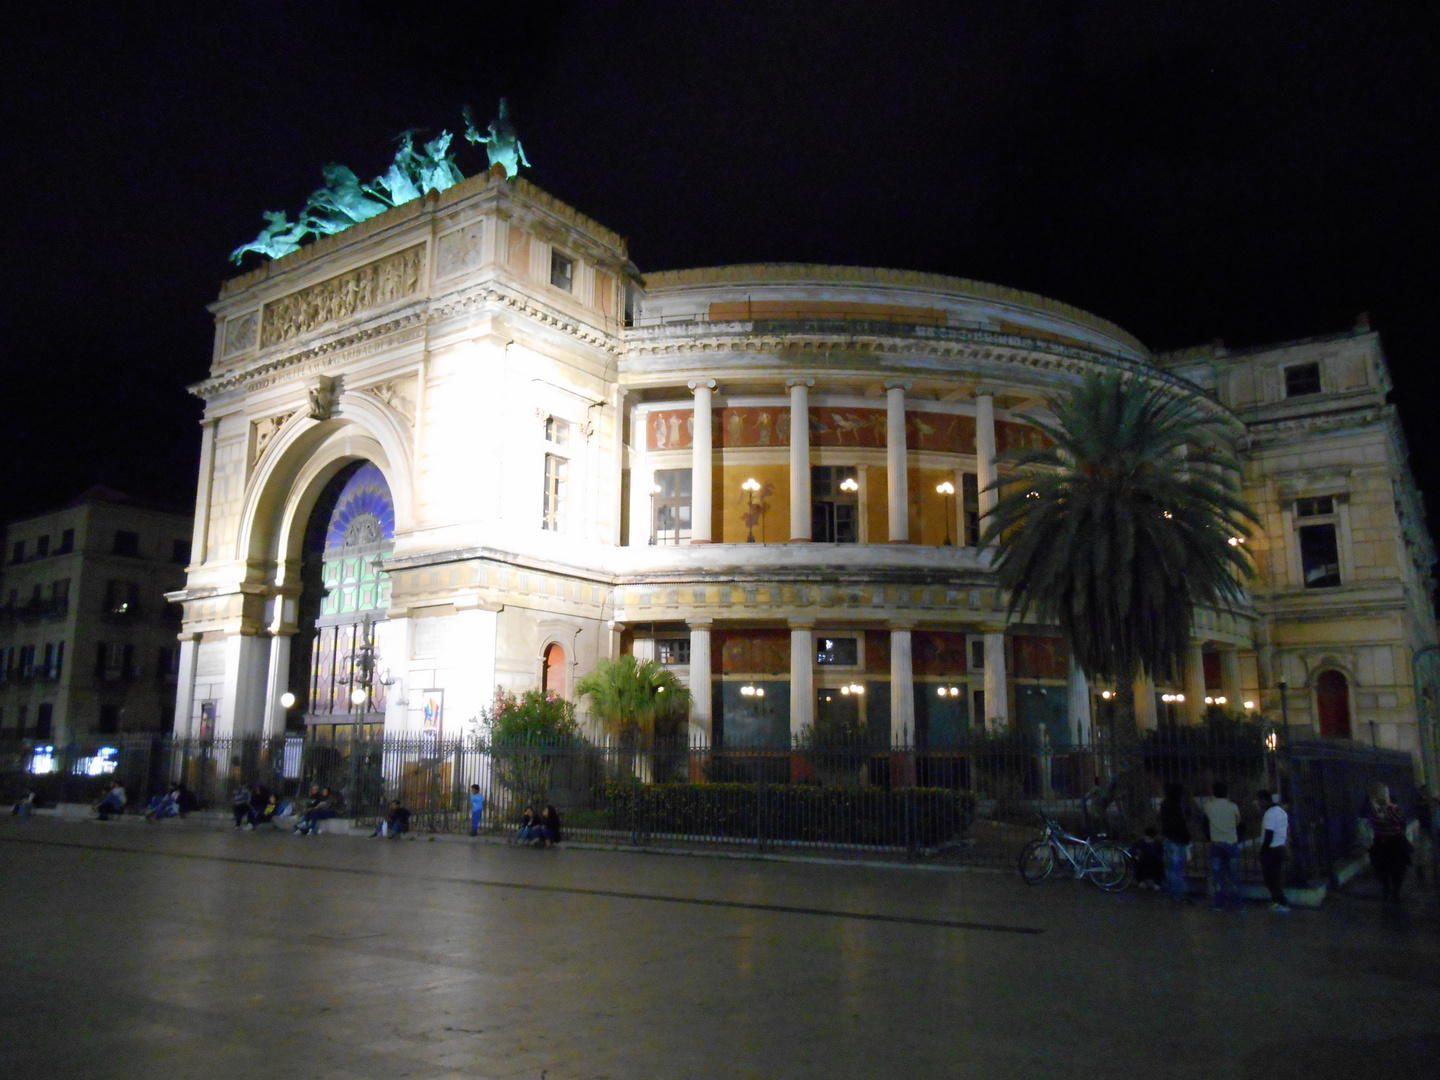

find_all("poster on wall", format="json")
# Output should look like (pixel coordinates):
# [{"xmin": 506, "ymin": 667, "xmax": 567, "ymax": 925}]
[{"xmin": 421, "ymin": 689, "xmax": 443, "ymax": 756}]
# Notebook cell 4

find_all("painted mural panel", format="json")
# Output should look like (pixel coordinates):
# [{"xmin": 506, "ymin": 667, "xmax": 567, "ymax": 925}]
[
  {"xmin": 907, "ymin": 411, "xmax": 977, "ymax": 454},
  {"xmin": 717, "ymin": 629, "xmax": 792, "ymax": 675},
  {"xmin": 809, "ymin": 407, "xmax": 886, "ymax": 447},
  {"xmin": 996, "ymin": 419, "xmax": 1048, "ymax": 454},
  {"xmin": 911, "ymin": 632, "xmax": 969, "ymax": 676},
  {"xmin": 1011, "ymin": 635, "xmax": 1068, "ymax": 679},
  {"xmin": 646, "ymin": 409, "xmax": 695, "ymax": 450},
  {"xmin": 718, "ymin": 406, "xmax": 791, "ymax": 448}
]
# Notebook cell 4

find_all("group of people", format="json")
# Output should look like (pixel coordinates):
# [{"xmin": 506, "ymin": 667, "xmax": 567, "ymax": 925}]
[
  {"xmin": 513, "ymin": 805, "xmax": 563, "ymax": 847},
  {"xmin": 231, "ymin": 784, "xmax": 283, "ymax": 829},
  {"xmin": 144, "ymin": 783, "xmax": 198, "ymax": 821},
  {"xmin": 1130, "ymin": 779, "xmax": 1420, "ymax": 908}
]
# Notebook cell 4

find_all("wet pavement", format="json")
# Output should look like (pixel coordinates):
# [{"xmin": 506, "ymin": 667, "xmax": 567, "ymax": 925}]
[{"xmin": 1, "ymin": 818, "xmax": 1437, "ymax": 1079}]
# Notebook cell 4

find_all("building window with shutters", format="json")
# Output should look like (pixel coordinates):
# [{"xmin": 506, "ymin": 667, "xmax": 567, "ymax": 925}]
[
  {"xmin": 542, "ymin": 454, "xmax": 568, "ymax": 532},
  {"xmin": 652, "ymin": 468, "xmax": 693, "ymax": 545},
  {"xmin": 1295, "ymin": 496, "xmax": 1342, "ymax": 589}
]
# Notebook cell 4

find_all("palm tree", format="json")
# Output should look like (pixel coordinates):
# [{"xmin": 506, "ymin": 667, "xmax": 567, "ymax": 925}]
[
  {"xmin": 576, "ymin": 655, "xmax": 693, "ymax": 745},
  {"xmin": 980, "ymin": 373, "xmax": 1257, "ymax": 817}
]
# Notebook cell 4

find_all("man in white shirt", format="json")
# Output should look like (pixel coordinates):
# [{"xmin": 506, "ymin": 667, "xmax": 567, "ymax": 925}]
[
  {"xmin": 1202, "ymin": 782, "xmax": 1243, "ymax": 910},
  {"xmin": 1256, "ymin": 791, "xmax": 1291, "ymax": 912}
]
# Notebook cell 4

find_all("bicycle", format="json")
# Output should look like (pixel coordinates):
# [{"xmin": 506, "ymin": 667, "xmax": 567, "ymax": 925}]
[{"xmin": 1018, "ymin": 814, "xmax": 1132, "ymax": 891}]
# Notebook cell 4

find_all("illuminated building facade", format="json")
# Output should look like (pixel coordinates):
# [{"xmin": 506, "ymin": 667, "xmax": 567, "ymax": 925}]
[{"xmin": 172, "ymin": 171, "xmax": 1437, "ymax": 774}]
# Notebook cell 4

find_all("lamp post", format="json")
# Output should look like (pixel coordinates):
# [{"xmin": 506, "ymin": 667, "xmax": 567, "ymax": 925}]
[
  {"xmin": 936, "ymin": 481, "xmax": 955, "ymax": 546},
  {"xmin": 649, "ymin": 483, "xmax": 662, "ymax": 545},
  {"xmin": 742, "ymin": 478, "xmax": 760, "ymax": 543}
]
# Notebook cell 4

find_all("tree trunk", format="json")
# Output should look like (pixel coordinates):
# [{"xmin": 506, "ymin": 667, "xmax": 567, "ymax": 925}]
[{"xmin": 1108, "ymin": 672, "xmax": 1149, "ymax": 838}]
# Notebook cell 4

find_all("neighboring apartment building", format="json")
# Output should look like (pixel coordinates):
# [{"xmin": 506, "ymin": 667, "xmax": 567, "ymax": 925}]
[
  {"xmin": 169, "ymin": 168, "xmax": 1439, "ymax": 778},
  {"xmin": 0, "ymin": 487, "xmax": 193, "ymax": 743}
]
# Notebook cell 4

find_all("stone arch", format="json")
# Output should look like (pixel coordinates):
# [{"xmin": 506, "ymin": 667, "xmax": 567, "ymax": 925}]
[
  {"xmin": 541, "ymin": 642, "xmax": 568, "ymax": 697},
  {"xmin": 237, "ymin": 400, "xmax": 413, "ymax": 582}
]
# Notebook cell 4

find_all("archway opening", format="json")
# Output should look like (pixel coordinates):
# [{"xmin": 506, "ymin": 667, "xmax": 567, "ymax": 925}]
[
  {"xmin": 542, "ymin": 643, "xmax": 567, "ymax": 697},
  {"xmin": 1316, "ymin": 669, "xmax": 1352, "ymax": 739},
  {"xmin": 288, "ymin": 461, "xmax": 395, "ymax": 740}
]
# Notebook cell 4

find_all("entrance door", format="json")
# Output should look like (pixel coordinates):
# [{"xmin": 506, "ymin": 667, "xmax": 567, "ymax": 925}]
[{"xmin": 1316, "ymin": 670, "xmax": 1352, "ymax": 739}]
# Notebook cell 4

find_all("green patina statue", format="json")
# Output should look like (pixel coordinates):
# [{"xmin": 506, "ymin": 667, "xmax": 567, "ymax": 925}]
[
  {"xmin": 231, "ymin": 103, "xmax": 526, "ymax": 265},
  {"xmin": 463, "ymin": 98, "xmax": 531, "ymax": 178}
]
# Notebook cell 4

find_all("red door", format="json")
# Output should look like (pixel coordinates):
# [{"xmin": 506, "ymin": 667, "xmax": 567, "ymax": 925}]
[
  {"xmin": 542, "ymin": 643, "xmax": 567, "ymax": 697},
  {"xmin": 1316, "ymin": 670, "xmax": 1351, "ymax": 739}
]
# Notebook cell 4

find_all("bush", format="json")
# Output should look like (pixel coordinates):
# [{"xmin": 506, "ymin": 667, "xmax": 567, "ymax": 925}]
[
  {"xmin": 483, "ymin": 688, "xmax": 584, "ymax": 807},
  {"xmin": 601, "ymin": 781, "xmax": 975, "ymax": 848}
]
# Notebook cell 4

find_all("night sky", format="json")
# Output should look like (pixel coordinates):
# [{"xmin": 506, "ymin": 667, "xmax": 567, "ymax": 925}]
[{"xmin": 6, "ymin": 3, "xmax": 1438, "ymax": 527}]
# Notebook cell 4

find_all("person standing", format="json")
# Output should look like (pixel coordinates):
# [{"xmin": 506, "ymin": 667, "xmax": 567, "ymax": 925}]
[
  {"xmin": 1366, "ymin": 783, "xmax": 1411, "ymax": 902},
  {"xmin": 232, "ymin": 784, "xmax": 253, "ymax": 829},
  {"xmin": 468, "ymin": 784, "xmax": 485, "ymax": 837},
  {"xmin": 1159, "ymin": 783, "xmax": 1193, "ymax": 903},
  {"xmin": 1202, "ymin": 781, "xmax": 1243, "ymax": 910},
  {"xmin": 1256, "ymin": 791, "xmax": 1290, "ymax": 912}
]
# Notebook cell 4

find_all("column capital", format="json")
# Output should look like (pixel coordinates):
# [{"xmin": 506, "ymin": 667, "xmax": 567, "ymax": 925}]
[
  {"xmin": 687, "ymin": 379, "xmax": 717, "ymax": 392},
  {"xmin": 887, "ymin": 622, "xmax": 915, "ymax": 633},
  {"xmin": 787, "ymin": 618, "xmax": 815, "ymax": 631},
  {"xmin": 687, "ymin": 618, "xmax": 715, "ymax": 630},
  {"xmin": 785, "ymin": 378, "xmax": 815, "ymax": 389},
  {"xmin": 884, "ymin": 380, "xmax": 912, "ymax": 392}
]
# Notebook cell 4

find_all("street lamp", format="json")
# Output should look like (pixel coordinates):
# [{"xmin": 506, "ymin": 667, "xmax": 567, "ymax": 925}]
[
  {"xmin": 279, "ymin": 691, "xmax": 296, "ymax": 710},
  {"xmin": 839, "ymin": 477, "xmax": 858, "ymax": 493},
  {"xmin": 936, "ymin": 481, "xmax": 955, "ymax": 546},
  {"xmin": 742, "ymin": 478, "xmax": 761, "ymax": 543}
]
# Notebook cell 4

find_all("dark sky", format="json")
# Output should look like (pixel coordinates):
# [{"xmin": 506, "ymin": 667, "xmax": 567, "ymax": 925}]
[{"xmin": 5, "ymin": 2, "xmax": 1438, "ymax": 524}]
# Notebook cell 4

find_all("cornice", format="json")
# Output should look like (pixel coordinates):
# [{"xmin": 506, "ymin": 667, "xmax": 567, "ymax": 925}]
[{"xmin": 640, "ymin": 263, "xmax": 1148, "ymax": 358}]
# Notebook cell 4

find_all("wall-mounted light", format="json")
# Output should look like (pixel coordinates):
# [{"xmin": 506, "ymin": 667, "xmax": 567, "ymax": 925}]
[
  {"xmin": 840, "ymin": 477, "xmax": 858, "ymax": 493},
  {"xmin": 740, "ymin": 683, "xmax": 765, "ymax": 698},
  {"xmin": 1243, "ymin": 700, "xmax": 1256, "ymax": 711},
  {"xmin": 1100, "ymin": 690, "xmax": 1114, "ymax": 701}
]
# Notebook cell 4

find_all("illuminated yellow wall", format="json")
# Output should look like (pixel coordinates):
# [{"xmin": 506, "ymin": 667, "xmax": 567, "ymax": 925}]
[
  {"xmin": 865, "ymin": 465, "xmax": 889, "ymax": 542},
  {"xmin": 908, "ymin": 468, "xmax": 958, "ymax": 545},
  {"xmin": 717, "ymin": 461, "xmax": 790, "ymax": 543}
]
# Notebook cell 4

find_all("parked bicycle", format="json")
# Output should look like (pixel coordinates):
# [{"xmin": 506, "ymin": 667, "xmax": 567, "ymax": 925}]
[{"xmin": 1018, "ymin": 814, "xmax": 1132, "ymax": 891}]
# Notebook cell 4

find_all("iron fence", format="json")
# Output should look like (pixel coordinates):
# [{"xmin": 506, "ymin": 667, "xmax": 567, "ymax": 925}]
[{"xmin": 0, "ymin": 723, "xmax": 1416, "ymax": 881}]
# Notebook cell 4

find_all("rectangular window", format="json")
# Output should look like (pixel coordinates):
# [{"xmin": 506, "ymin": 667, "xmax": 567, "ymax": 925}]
[
  {"xmin": 10, "ymin": 541, "xmax": 24, "ymax": 564},
  {"xmin": 0, "ymin": 647, "xmax": 13, "ymax": 682},
  {"xmin": 36, "ymin": 702, "xmax": 53, "ymax": 739},
  {"xmin": 172, "ymin": 538, "xmax": 191, "ymax": 565},
  {"xmin": 970, "ymin": 639, "xmax": 986, "ymax": 670},
  {"xmin": 40, "ymin": 643, "xmax": 63, "ymax": 681},
  {"xmin": 816, "ymin": 636, "xmax": 859, "ymax": 666},
  {"xmin": 1285, "ymin": 362, "xmax": 1322, "ymax": 397},
  {"xmin": 106, "ymin": 580, "xmax": 139, "ymax": 616},
  {"xmin": 656, "ymin": 638, "xmax": 691, "ymax": 666},
  {"xmin": 98, "ymin": 643, "xmax": 129, "ymax": 682},
  {"xmin": 58, "ymin": 528, "xmax": 74, "ymax": 554},
  {"xmin": 19, "ymin": 645, "xmax": 37, "ymax": 679},
  {"xmin": 113, "ymin": 530, "xmax": 140, "ymax": 556},
  {"xmin": 544, "ymin": 415, "xmax": 570, "ymax": 446},
  {"xmin": 542, "ymin": 454, "xmax": 568, "ymax": 531},
  {"xmin": 158, "ymin": 646, "xmax": 181, "ymax": 680},
  {"xmin": 35, "ymin": 535, "xmax": 49, "ymax": 558},
  {"xmin": 98, "ymin": 704, "xmax": 119, "ymax": 735},
  {"xmin": 962, "ymin": 472, "xmax": 980, "ymax": 546},
  {"xmin": 652, "ymin": 468, "xmax": 693, "ymax": 545},
  {"xmin": 550, "ymin": 250, "xmax": 574, "ymax": 291},
  {"xmin": 1299, "ymin": 523, "xmax": 1341, "ymax": 588},
  {"xmin": 811, "ymin": 466, "xmax": 859, "ymax": 543},
  {"xmin": 1295, "ymin": 496, "xmax": 1335, "ymax": 518}
]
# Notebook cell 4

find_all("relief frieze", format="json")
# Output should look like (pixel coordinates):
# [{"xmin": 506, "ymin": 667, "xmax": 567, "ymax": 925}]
[
  {"xmin": 223, "ymin": 310, "xmax": 259, "ymax": 355},
  {"xmin": 260, "ymin": 245, "xmax": 425, "ymax": 348}
]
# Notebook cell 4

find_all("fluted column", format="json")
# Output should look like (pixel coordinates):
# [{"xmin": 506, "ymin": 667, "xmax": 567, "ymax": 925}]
[
  {"xmin": 983, "ymin": 632, "xmax": 1008, "ymax": 729},
  {"xmin": 790, "ymin": 623, "xmax": 814, "ymax": 739},
  {"xmin": 688, "ymin": 621, "xmax": 712, "ymax": 742},
  {"xmin": 886, "ymin": 382, "xmax": 910, "ymax": 541},
  {"xmin": 1220, "ymin": 650, "xmax": 1242, "ymax": 709},
  {"xmin": 890, "ymin": 628, "xmax": 915, "ymax": 745},
  {"xmin": 788, "ymin": 379, "xmax": 812, "ymax": 540},
  {"xmin": 976, "ymin": 394, "xmax": 997, "ymax": 538},
  {"xmin": 1184, "ymin": 643, "xmax": 1207, "ymax": 723},
  {"xmin": 689, "ymin": 380, "xmax": 715, "ymax": 543},
  {"xmin": 262, "ymin": 633, "xmax": 292, "ymax": 739},
  {"xmin": 1068, "ymin": 658, "xmax": 1092, "ymax": 745}
]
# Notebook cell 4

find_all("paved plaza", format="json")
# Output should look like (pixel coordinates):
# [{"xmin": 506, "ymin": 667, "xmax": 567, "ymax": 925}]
[{"xmin": 1, "ymin": 819, "xmax": 1437, "ymax": 1079}]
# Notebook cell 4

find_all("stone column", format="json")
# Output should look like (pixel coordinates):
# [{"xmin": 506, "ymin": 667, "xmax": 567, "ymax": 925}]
[
  {"xmin": 1184, "ymin": 643, "xmax": 1207, "ymax": 723},
  {"xmin": 1220, "ymin": 649, "xmax": 1242, "ymax": 709},
  {"xmin": 629, "ymin": 405, "xmax": 653, "ymax": 547},
  {"xmin": 688, "ymin": 621, "xmax": 713, "ymax": 743},
  {"xmin": 788, "ymin": 379, "xmax": 812, "ymax": 540},
  {"xmin": 1133, "ymin": 675, "xmax": 1157, "ymax": 730},
  {"xmin": 1068, "ymin": 658, "xmax": 1093, "ymax": 745},
  {"xmin": 689, "ymin": 380, "xmax": 715, "ymax": 543},
  {"xmin": 890, "ymin": 628, "xmax": 915, "ymax": 745},
  {"xmin": 789, "ymin": 623, "xmax": 814, "ymax": 740},
  {"xmin": 190, "ymin": 419, "xmax": 217, "ymax": 565},
  {"xmin": 217, "ymin": 632, "xmax": 268, "ymax": 739},
  {"xmin": 976, "ymin": 394, "xmax": 998, "ymax": 532},
  {"xmin": 172, "ymin": 635, "xmax": 200, "ymax": 738},
  {"xmin": 983, "ymin": 632, "xmax": 1008, "ymax": 729},
  {"xmin": 261, "ymin": 633, "xmax": 292, "ymax": 739},
  {"xmin": 886, "ymin": 382, "xmax": 910, "ymax": 542}
]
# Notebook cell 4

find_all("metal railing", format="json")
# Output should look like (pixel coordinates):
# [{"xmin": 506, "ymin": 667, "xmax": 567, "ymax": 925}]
[{"xmin": 0, "ymin": 724, "xmax": 1415, "ymax": 880}]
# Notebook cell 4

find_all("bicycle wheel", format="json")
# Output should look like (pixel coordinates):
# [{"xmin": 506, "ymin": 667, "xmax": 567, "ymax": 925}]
[
  {"xmin": 1019, "ymin": 839, "xmax": 1056, "ymax": 884},
  {"xmin": 1087, "ymin": 840, "xmax": 1132, "ymax": 891}
]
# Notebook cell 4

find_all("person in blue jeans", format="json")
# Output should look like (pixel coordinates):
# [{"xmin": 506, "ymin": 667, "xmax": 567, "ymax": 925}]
[
  {"xmin": 1159, "ymin": 782, "xmax": 1193, "ymax": 902},
  {"xmin": 468, "ymin": 784, "xmax": 485, "ymax": 836},
  {"xmin": 1202, "ymin": 781, "xmax": 1243, "ymax": 909}
]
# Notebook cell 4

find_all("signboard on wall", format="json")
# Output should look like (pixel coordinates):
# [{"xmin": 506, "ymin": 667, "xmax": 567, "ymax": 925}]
[{"xmin": 421, "ymin": 689, "xmax": 443, "ymax": 756}]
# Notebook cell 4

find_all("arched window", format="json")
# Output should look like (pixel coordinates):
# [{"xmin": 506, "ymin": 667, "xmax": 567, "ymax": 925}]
[
  {"xmin": 542, "ymin": 643, "xmax": 567, "ymax": 697},
  {"xmin": 1316, "ymin": 670, "xmax": 1351, "ymax": 739}
]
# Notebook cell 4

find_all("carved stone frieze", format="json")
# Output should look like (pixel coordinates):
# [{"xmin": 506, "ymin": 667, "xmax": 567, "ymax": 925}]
[
  {"xmin": 436, "ymin": 221, "xmax": 486, "ymax": 279},
  {"xmin": 260, "ymin": 245, "xmax": 425, "ymax": 348},
  {"xmin": 364, "ymin": 377, "xmax": 417, "ymax": 424},
  {"xmin": 223, "ymin": 311, "xmax": 260, "ymax": 355},
  {"xmin": 252, "ymin": 411, "xmax": 295, "ymax": 462}
]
